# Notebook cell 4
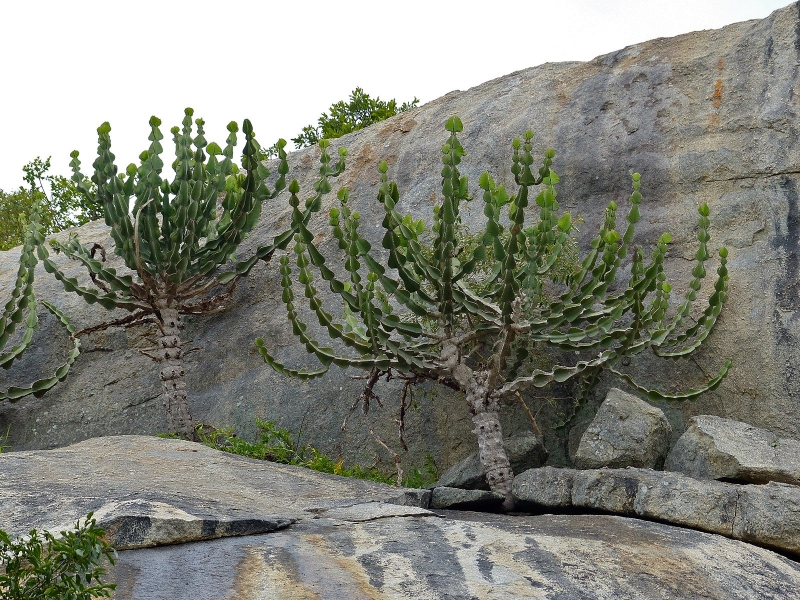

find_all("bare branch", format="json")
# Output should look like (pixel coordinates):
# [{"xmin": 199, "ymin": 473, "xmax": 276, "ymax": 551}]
[
  {"xmin": 369, "ymin": 427, "xmax": 403, "ymax": 487},
  {"xmin": 514, "ymin": 391, "xmax": 543, "ymax": 437},
  {"xmin": 73, "ymin": 310, "xmax": 155, "ymax": 338}
]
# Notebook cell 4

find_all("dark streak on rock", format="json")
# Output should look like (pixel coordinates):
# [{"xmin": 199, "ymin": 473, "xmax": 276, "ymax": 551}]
[{"xmin": 773, "ymin": 175, "xmax": 800, "ymax": 311}]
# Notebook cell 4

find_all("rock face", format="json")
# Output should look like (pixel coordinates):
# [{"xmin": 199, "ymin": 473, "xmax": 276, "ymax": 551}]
[
  {"xmin": 108, "ymin": 513, "xmax": 800, "ymax": 600},
  {"xmin": 573, "ymin": 388, "xmax": 672, "ymax": 469},
  {"xmin": 0, "ymin": 4, "xmax": 799, "ymax": 475},
  {"xmin": 6, "ymin": 436, "xmax": 800, "ymax": 599},
  {"xmin": 665, "ymin": 414, "xmax": 800, "ymax": 484},
  {"xmin": 435, "ymin": 431, "xmax": 548, "ymax": 489},
  {"xmin": 0, "ymin": 435, "xmax": 430, "ymax": 549},
  {"xmin": 513, "ymin": 466, "xmax": 800, "ymax": 556}
]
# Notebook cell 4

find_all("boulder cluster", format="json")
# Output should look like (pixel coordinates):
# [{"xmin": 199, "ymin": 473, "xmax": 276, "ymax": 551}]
[{"xmin": 429, "ymin": 387, "xmax": 800, "ymax": 557}]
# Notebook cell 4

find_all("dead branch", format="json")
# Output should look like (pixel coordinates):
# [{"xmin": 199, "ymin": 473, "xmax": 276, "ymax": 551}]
[
  {"xmin": 73, "ymin": 310, "xmax": 154, "ymax": 338},
  {"xmin": 369, "ymin": 426, "xmax": 403, "ymax": 487},
  {"xmin": 514, "ymin": 391, "xmax": 543, "ymax": 437},
  {"xmin": 180, "ymin": 279, "xmax": 238, "ymax": 315}
]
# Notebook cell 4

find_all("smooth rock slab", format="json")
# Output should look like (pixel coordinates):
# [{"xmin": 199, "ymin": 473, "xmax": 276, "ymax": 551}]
[
  {"xmin": 510, "ymin": 465, "xmax": 576, "ymax": 508},
  {"xmin": 514, "ymin": 466, "xmax": 798, "ymax": 556},
  {"xmin": 429, "ymin": 486, "xmax": 505, "ymax": 510},
  {"xmin": 81, "ymin": 499, "xmax": 291, "ymax": 550},
  {"xmin": 0, "ymin": 435, "xmax": 428, "ymax": 546},
  {"xmin": 573, "ymin": 388, "xmax": 671, "ymax": 470},
  {"xmin": 735, "ymin": 482, "xmax": 800, "ymax": 554},
  {"xmin": 435, "ymin": 431, "xmax": 548, "ymax": 490},
  {"xmin": 665, "ymin": 415, "xmax": 800, "ymax": 485},
  {"xmin": 107, "ymin": 512, "xmax": 800, "ymax": 600}
]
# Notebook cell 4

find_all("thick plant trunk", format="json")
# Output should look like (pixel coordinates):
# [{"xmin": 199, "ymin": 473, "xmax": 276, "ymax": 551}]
[
  {"xmin": 465, "ymin": 372, "xmax": 515, "ymax": 511},
  {"xmin": 442, "ymin": 340, "xmax": 515, "ymax": 509},
  {"xmin": 156, "ymin": 301, "xmax": 195, "ymax": 439}
]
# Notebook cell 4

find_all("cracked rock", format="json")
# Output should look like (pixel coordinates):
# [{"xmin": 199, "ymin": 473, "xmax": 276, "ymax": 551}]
[
  {"xmin": 573, "ymin": 388, "xmax": 671, "ymax": 470},
  {"xmin": 665, "ymin": 415, "xmax": 800, "ymax": 485}
]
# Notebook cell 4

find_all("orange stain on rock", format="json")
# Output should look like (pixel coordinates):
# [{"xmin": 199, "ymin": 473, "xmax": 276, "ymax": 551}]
[{"xmin": 713, "ymin": 78, "xmax": 724, "ymax": 108}]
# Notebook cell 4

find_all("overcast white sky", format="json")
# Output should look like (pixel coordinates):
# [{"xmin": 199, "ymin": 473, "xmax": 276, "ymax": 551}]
[{"xmin": 0, "ymin": 0, "xmax": 791, "ymax": 191}]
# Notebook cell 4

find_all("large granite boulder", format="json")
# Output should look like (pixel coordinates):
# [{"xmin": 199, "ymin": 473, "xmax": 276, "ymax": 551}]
[
  {"xmin": 573, "ymin": 387, "xmax": 672, "ymax": 469},
  {"xmin": 0, "ymin": 435, "xmax": 430, "ymax": 548},
  {"xmin": 434, "ymin": 431, "xmax": 548, "ymax": 490},
  {"xmin": 6, "ymin": 436, "xmax": 800, "ymax": 599},
  {"xmin": 665, "ymin": 415, "xmax": 800, "ymax": 484},
  {"xmin": 109, "ymin": 513, "xmax": 800, "ymax": 599},
  {"xmin": 0, "ymin": 4, "xmax": 799, "ymax": 476}
]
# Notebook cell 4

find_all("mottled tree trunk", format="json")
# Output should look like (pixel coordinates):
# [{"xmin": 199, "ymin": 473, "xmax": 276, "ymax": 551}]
[
  {"xmin": 466, "ymin": 372, "xmax": 515, "ymax": 511},
  {"xmin": 156, "ymin": 300, "xmax": 195, "ymax": 439},
  {"xmin": 442, "ymin": 338, "xmax": 515, "ymax": 510}
]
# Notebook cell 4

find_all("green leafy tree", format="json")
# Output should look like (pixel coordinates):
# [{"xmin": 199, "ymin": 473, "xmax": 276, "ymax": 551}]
[
  {"xmin": 0, "ymin": 513, "xmax": 115, "ymax": 599},
  {"xmin": 41, "ymin": 108, "xmax": 346, "ymax": 439},
  {"xmin": 0, "ymin": 158, "xmax": 101, "ymax": 251},
  {"xmin": 257, "ymin": 117, "xmax": 730, "ymax": 509},
  {"xmin": 0, "ymin": 200, "xmax": 79, "ymax": 401},
  {"xmin": 292, "ymin": 87, "xmax": 419, "ymax": 149}
]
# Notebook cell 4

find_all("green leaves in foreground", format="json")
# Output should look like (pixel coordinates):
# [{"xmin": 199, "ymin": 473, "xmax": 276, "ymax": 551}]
[{"xmin": 0, "ymin": 513, "xmax": 116, "ymax": 600}]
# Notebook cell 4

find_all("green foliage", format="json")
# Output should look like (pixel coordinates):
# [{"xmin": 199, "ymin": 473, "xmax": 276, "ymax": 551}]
[
  {"xmin": 45, "ymin": 108, "xmax": 344, "ymax": 312},
  {"xmin": 0, "ymin": 158, "xmax": 100, "ymax": 251},
  {"xmin": 41, "ymin": 108, "xmax": 345, "ymax": 438},
  {"xmin": 0, "ymin": 199, "xmax": 80, "ymax": 402},
  {"xmin": 292, "ymin": 87, "xmax": 419, "ymax": 149},
  {"xmin": 0, "ymin": 513, "xmax": 116, "ymax": 600},
  {"xmin": 194, "ymin": 419, "xmax": 437, "ymax": 488},
  {"xmin": 259, "ymin": 117, "xmax": 730, "ymax": 442}
]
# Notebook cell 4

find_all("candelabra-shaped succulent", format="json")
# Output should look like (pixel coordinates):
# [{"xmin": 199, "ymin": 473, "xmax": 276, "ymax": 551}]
[
  {"xmin": 42, "ymin": 108, "xmax": 346, "ymax": 438},
  {"xmin": 258, "ymin": 117, "xmax": 730, "ymax": 508},
  {"xmin": 0, "ymin": 202, "xmax": 79, "ymax": 401}
]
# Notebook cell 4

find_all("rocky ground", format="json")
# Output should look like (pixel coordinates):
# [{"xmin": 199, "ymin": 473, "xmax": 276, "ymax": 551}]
[{"xmin": 3, "ymin": 436, "xmax": 799, "ymax": 599}]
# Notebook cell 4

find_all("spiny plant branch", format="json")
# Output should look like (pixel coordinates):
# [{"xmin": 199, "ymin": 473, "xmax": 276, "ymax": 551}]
[
  {"xmin": 258, "ymin": 116, "xmax": 730, "ymax": 509},
  {"xmin": 40, "ymin": 109, "xmax": 347, "ymax": 439}
]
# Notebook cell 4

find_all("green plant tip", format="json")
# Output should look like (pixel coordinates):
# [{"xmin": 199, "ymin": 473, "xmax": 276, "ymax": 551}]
[
  {"xmin": 719, "ymin": 247, "xmax": 729, "ymax": 258},
  {"xmin": 545, "ymin": 148, "xmax": 555, "ymax": 159},
  {"xmin": 126, "ymin": 163, "xmax": 137, "ymax": 176},
  {"xmin": 97, "ymin": 122, "xmax": 111, "ymax": 135},
  {"xmin": 149, "ymin": 116, "xmax": 162, "ymax": 127},
  {"xmin": 632, "ymin": 172, "xmax": 641, "ymax": 181},
  {"xmin": 227, "ymin": 121, "xmax": 239, "ymax": 133},
  {"xmin": 379, "ymin": 161, "xmax": 388, "ymax": 174},
  {"xmin": 445, "ymin": 116, "xmax": 463, "ymax": 133},
  {"xmin": 698, "ymin": 203, "xmax": 710, "ymax": 217},
  {"xmin": 184, "ymin": 107, "xmax": 194, "ymax": 116}
]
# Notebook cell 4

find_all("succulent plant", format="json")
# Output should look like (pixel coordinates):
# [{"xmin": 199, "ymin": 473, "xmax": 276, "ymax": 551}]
[
  {"xmin": 42, "ymin": 108, "xmax": 346, "ymax": 438},
  {"xmin": 0, "ymin": 200, "xmax": 79, "ymax": 401},
  {"xmin": 258, "ymin": 116, "xmax": 730, "ymax": 508}
]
